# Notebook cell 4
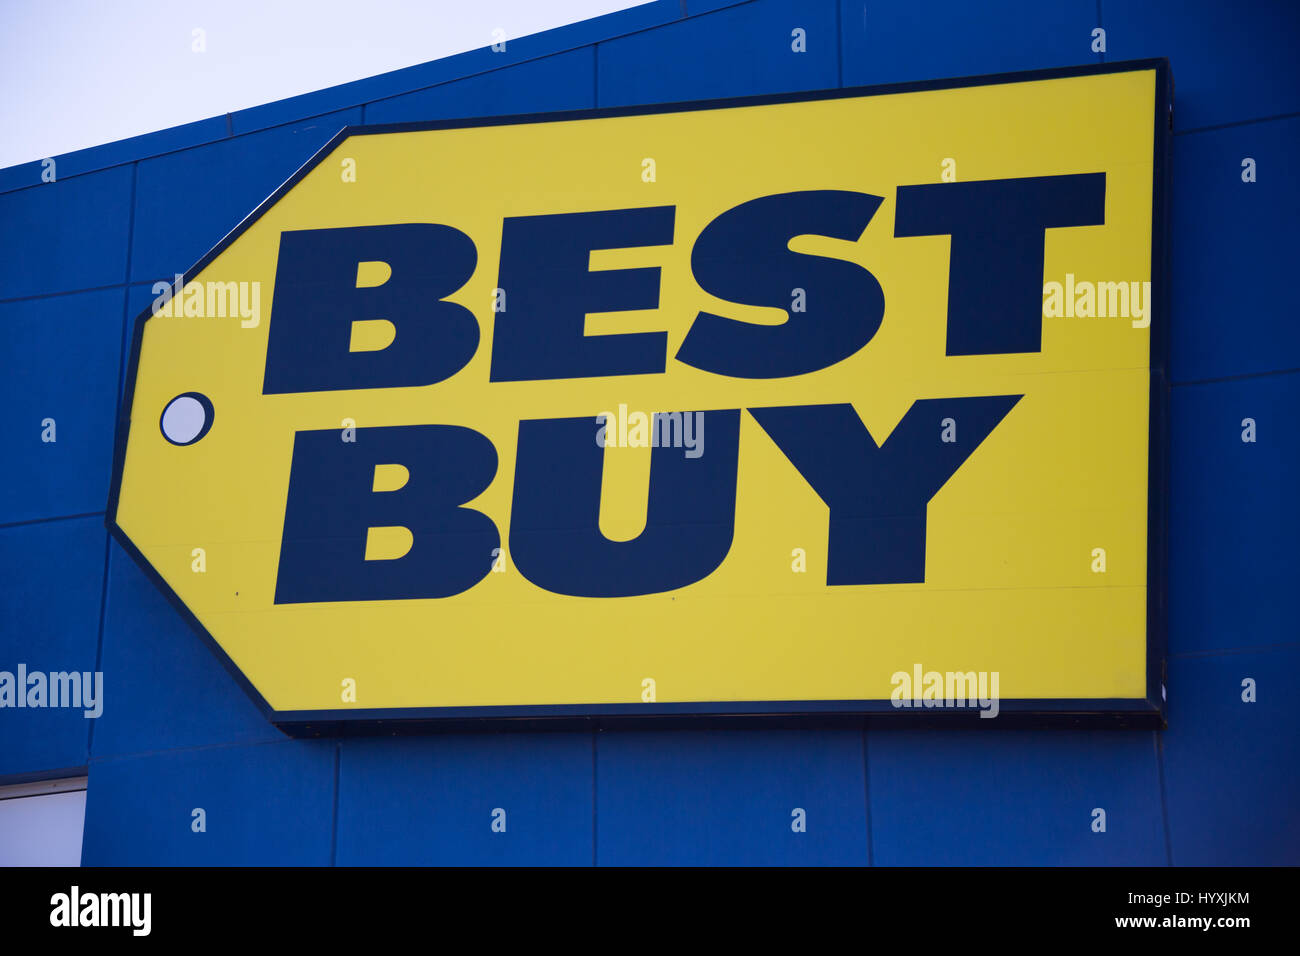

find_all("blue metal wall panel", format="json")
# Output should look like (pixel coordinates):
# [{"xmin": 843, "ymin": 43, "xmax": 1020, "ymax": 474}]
[
  {"xmin": 80, "ymin": 740, "xmax": 335, "ymax": 865},
  {"xmin": 595, "ymin": 729, "xmax": 869, "ymax": 865},
  {"xmin": 686, "ymin": 1, "xmax": 753, "ymax": 14},
  {"xmin": 365, "ymin": 49, "xmax": 595, "ymax": 124},
  {"xmin": 867, "ymin": 730, "xmax": 1167, "ymax": 865},
  {"xmin": 89, "ymin": 544, "xmax": 284, "ymax": 761},
  {"xmin": 0, "ymin": 115, "xmax": 228, "ymax": 196},
  {"xmin": 840, "ymin": 0, "xmax": 1098, "ymax": 88},
  {"xmin": 0, "ymin": 166, "xmax": 132, "ymax": 300},
  {"xmin": 0, "ymin": 161, "xmax": 48, "ymax": 197},
  {"xmin": 0, "ymin": 288, "xmax": 126, "ymax": 524},
  {"xmin": 0, "ymin": 517, "xmax": 106, "ymax": 779},
  {"xmin": 129, "ymin": 109, "xmax": 361, "ymax": 283},
  {"xmin": 1170, "ymin": 117, "xmax": 1300, "ymax": 382},
  {"xmin": 597, "ymin": 0, "xmax": 839, "ymax": 107},
  {"xmin": 1162, "ymin": 646, "xmax": 1300, "ymax": 865},
  {"xmin": 1168, "ymin": 374, "xmax": 1299, "ymax": 655},
  {"xmin": 1103, "ymin": 0, "xmax": 1300, "ymax": 131},
  {"xmin": 118, "ymin": 283, "xmax": 165, "ymax": 399},
  {"xmin": 687, "ymin": 1, "xmax": 754, "ymax": 14},
  {"xmin": 335, "ymin": 734, "xmax": 593, "ymax": 865}
]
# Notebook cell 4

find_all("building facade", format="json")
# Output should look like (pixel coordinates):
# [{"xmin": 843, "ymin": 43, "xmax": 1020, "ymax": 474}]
[{"xmin": 1, "ymin": 0, "xmax": 1297, "ymax": 865}]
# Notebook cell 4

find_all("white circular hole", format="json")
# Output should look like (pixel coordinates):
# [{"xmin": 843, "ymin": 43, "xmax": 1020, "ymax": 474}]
[{"xmin": 161, "ymin": 395, "xmax": 207, "ymax": 445}]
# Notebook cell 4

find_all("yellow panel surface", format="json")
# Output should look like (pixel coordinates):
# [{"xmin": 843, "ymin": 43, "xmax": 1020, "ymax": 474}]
[{"xmin": 114, "ymin": 68, "xmax": 1159, "ymax": 714}]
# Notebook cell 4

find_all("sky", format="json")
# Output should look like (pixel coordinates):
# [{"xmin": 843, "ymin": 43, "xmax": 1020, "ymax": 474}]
[{"xmin": 0, "ymin": 0, "xmax": 651, "ymax": 169}]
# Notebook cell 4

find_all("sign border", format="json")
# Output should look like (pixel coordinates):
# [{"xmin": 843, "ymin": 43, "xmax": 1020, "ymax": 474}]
[{"xmin": 105, "ymin": 58, "xmax": 1173, "ymax": 733}]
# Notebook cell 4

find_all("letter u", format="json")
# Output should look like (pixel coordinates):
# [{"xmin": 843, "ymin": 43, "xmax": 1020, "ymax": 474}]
[{"xmin": 510, "ymin": 410, "xmax": 740, "ymax": 596}]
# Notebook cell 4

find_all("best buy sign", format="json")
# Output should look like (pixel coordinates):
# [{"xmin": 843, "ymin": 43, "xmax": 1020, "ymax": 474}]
[{"xmin": 107, "ymin": 61, "xmax": 1170, "ymax": 726}]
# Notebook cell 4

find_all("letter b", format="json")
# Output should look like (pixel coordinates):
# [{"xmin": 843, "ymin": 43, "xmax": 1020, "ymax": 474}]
[
  {"xmin": 275, "ymin": 425, "xmax": 499, "ymax": 603},
  {"xmin": 263, "ymin": 224, "xmax": 478, "ymax": 394}
]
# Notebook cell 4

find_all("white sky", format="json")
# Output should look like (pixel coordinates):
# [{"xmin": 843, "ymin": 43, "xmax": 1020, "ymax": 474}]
[{"xmin": 0, "ymin": 0, "xmax": 652, "ymax": 169}]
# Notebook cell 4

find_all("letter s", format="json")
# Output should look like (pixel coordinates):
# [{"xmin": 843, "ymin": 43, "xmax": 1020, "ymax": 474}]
[{"xmin": 677, "ymin": 191, "xmax": 885, "ymax": 378}]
